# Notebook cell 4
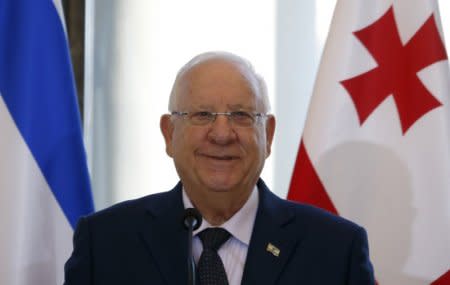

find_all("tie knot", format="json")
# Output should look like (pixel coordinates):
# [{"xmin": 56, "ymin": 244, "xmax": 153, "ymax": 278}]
[{"xmin": 198, "ymin": 228, "xmax": 230, "ymax": 251}]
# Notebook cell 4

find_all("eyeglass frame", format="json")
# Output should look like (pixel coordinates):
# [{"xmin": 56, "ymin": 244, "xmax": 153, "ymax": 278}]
[{"xmin": 170, "ymin": 110, "xmax": 269, "ymax": 127}]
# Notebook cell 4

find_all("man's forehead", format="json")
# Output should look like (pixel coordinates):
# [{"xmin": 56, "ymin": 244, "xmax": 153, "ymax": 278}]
[
  {"xmin": 170, "ymin": 55, "xmax": 268, "ymax": 112},
  {"xmin": 178, "ymin": 59, "xmax": 259, "ymax": 96}
]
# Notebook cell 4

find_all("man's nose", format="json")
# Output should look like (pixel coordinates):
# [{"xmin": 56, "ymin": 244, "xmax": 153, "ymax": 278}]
[{"xmin": 207, "ymin": 114, "xmax": 237, "ymax": 144}]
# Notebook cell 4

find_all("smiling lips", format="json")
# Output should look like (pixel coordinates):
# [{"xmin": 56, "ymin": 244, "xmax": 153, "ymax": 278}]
[{"xmin": 198, "ymin": 153, "xmax": 240, "ymax": 161}]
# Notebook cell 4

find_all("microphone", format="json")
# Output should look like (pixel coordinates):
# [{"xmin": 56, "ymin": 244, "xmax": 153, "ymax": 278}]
[
  {"xmin": 183, "ymin": 207, "xmax": 202, "ymax": 231},
  {"xmin": 182, "ymin": 208, "xmax": 202, "ymax": 285}
]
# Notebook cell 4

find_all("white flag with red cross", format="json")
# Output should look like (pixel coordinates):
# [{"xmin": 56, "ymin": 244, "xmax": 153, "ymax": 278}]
[{"xmin": 288, "ymin": 1, "xmax": 450, "ymax": 284}]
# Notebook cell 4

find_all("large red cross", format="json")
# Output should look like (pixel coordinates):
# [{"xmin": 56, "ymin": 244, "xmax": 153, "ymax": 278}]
[{"xmin": 340, "ymin": 6, "xmax": 447, "ymax": 134}]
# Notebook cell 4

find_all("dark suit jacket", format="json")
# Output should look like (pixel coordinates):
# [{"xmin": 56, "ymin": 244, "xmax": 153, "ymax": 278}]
[{"xmin": 64, "ymin": 179, "xmax": 374, "ymax": 284}]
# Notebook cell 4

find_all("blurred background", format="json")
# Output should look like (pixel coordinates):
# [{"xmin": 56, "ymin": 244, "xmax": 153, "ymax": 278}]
[{"xmin": 62, "ymin": 0, "xmax": 450, "ymax": 210}]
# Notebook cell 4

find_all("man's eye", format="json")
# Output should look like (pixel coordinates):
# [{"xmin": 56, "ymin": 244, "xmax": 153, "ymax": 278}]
[
  {"xmin": 192, "ymin": 112, "xmax": 212, "ymax": 120},
  {"xmin": 232, "ymin": 111, "xmax": 252, "ymax": 120}
]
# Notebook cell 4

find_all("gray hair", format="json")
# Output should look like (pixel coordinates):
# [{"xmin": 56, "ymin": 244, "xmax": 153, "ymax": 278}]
[{"xmin": 168, "ymin": 51, "xmax": 271, "ymax": 113}]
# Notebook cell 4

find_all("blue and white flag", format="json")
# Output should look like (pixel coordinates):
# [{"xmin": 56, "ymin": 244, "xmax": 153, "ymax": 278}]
[{"xmin": 0, "ymin": 0, "xmax": 94, "ymax": 284}]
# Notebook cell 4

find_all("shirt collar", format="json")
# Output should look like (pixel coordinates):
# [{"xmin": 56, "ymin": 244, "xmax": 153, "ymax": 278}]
[{"xmin": 182, "ymin": 186, "xmax": 259, "ymax": 246}]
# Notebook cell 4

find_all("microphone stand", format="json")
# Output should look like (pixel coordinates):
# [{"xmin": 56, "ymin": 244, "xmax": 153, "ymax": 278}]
[
  {"xmin": 187, "ymin": 222, "xmax": 196, "ymax": 285},
  {"xmin": 183, "ymin": 208, "xmax": 202, "ymax": 285}
]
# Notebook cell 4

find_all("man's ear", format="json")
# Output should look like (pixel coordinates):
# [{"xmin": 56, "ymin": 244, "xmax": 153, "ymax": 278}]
[
  {"xmin": 160, "ymin": 114, "xmax": 174, "ymax": 157},
  {"xmin": 265, "ymin": 115, "xmax": 276, "ymax": 157}
]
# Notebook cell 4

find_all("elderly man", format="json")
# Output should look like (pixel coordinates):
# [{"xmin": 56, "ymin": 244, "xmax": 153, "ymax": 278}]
[{"xmin": 64, "ymin": 52, "xmax": 375, "ymax": 285}]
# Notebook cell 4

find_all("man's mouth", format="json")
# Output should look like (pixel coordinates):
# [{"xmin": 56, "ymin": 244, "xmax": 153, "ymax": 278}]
[{"xmin": 200, "ymin": 153, "xmax": 239, "ymax": 161}]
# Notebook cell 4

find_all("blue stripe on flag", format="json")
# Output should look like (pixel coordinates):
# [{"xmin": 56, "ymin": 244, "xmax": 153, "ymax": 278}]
[{"xmin": 0, "ymin": 0, "xmax": 94, "ymax": 228}]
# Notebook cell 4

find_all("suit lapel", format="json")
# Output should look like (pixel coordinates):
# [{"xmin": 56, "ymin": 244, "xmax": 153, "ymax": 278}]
[
  {"xmin": 241, "ymin": 180, "xmax": 306, "ymax": 285},
  {"xmin": 139, "ymin": 183, "xmax": 188, "ymax": 285},
  {"xmin": 136, "ymin": 180, "xmax": 306, "ymax": 284}
]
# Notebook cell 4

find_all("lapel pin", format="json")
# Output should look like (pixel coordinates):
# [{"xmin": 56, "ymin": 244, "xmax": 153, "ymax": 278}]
[{"xmin": 266, "ymin": 243, "xmax": 280, "ymax": 257}]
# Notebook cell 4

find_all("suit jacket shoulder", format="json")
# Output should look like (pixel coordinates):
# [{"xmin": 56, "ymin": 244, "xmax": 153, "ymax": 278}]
[
  {"xmin": 64, "ymin": 182, "xmax": 190, "ymax": 285},
  {"xmin": 241, "ymin": 179, "xmax": 374, "ymax": 285}
]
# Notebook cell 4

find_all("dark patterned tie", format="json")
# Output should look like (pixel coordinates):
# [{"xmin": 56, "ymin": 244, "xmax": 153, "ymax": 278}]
[{"xmin": 197, "ymin": 228, "xmax": 231, "ymax": 285}]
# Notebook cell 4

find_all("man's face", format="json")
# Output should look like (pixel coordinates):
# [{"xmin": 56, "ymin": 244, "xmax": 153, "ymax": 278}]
[{"xmin": 161, "ymin": 59, "xmax": 275, "ymax": 197}]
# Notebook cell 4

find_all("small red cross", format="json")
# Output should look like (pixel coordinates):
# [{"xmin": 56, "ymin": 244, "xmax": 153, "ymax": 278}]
[{"xmin": 340, "ymin": 6, "xmax": 447, "ymax": 134}]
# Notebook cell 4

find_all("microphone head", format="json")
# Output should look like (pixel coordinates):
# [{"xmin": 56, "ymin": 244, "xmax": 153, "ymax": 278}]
[{"xmin": 182, "ymin": 208, "xmax": 202, "ymax": 231}]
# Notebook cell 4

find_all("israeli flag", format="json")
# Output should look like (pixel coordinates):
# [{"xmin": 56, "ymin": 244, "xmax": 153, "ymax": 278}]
[{"xmin": 0, "ymin": 0, "xmax": 94, "ymax": 284}]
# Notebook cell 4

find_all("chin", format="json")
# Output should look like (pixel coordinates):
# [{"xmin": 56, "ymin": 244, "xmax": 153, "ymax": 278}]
[
  {"xmin": 206, "ymin": 183, "xmax": 235, "ymax": 192},
  {"xmin": 202, "ymin": 177, "xmax": 237, "ymax": 192}
]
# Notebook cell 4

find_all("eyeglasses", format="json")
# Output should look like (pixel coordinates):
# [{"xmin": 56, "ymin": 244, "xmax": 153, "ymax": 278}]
[{"xmin": 171, "ymin": 111, "xmax": 267, "ymax": 127}]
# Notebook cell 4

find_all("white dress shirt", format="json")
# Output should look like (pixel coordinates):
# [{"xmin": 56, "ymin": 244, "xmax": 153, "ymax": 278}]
[{"xmin": 182, "ymin": 186, "xmax": 259, "ymax": 285}]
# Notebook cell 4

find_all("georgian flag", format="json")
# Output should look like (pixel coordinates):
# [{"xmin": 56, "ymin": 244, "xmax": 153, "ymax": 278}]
[
  {"xmin": 0, "ymin": 0, "xmax": 94, "ymax": 284},
  {"xmin": 288, "ymin": 0, "xmax": 450, "ymax": 284}
]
